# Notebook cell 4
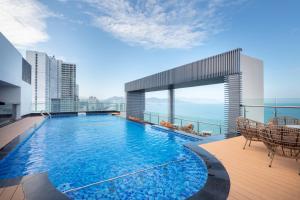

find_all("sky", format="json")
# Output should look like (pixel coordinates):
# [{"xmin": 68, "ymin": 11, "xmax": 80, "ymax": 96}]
[{"xmin": 0, "ymin": 0, "xmax": 299, "ymax": 100}]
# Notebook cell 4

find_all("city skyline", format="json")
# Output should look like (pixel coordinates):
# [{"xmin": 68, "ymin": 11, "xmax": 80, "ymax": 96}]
[{"xmin": 0, "ymin": 0, "xmax": 299, "ymax": 100}]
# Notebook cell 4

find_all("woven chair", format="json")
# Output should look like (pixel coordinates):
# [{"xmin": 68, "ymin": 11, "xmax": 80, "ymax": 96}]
[
  {"xmin": 259, "ymin": 125, "xmax": 300, "ymax": 174},
  {"xmin": 236, "ymin": 117, "xmax": 264, "ymax": 149},
  {"xmin": 269, "ymin": 116, "xmax": 300, "ymax": 126}
]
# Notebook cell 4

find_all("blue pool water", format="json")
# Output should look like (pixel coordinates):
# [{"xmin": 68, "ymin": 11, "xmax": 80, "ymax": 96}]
[{"xmin": 0, "ymin": 115, "xmax": 207, "ymax": 199}]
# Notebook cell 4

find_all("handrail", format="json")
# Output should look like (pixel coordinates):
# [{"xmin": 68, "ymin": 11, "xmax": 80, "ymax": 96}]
[
  {"xmin": 40, "ymin": 110, "xmax": 52, "ymax": 118},
  {"xmin": 144, "ymin": 112, "xmax": 223, "ymax": 135},
  {"xmin": 144, "ymin": 112, "xmax": 223, "ymax": 127},
  {"xmin": 46, "ymin": 111, "xmax": 52, "ymax": 118},
  {"xmin": 32, "ymin": 102, "xmax": 126, "ymax": 113},
  {"xmin": 240, "ymin": 104, "xmax": 300, "ymax": 109},
  {"xmin": 40, "ymin": 110, "xmax": 45, "ymax": 117},
  {"xmin": 240, "ymin": 104, "xmax": 300, "ymax": 119},
  {"xmin": 174, "ymin": 117, "xmax": 222, "ymax": 126}
]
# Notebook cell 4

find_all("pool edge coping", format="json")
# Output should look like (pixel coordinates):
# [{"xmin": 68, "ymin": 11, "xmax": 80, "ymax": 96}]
[{"xmin": 185, "ymin": 142, "xmax": 230, "ymax": 200}]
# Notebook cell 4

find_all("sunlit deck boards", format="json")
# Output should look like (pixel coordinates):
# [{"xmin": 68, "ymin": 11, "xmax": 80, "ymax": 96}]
[
  {"xmin": 0, "ymin": 185, "xmax": 24, "ymax": 200},
  {"xmin": 0, "ymin": 116, "xmax": 43, "ymax": 149},
  {"xmin": 201, "ymin": 136, "xmax": 300, "ymax": 200}
]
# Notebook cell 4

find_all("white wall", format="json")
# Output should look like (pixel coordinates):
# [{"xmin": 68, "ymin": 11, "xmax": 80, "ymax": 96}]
[
  {"xmin": 0, "ymin": 86, "xmax": 20, "ymax": 104},
  {"xmin": 240, "ymin": 54, "xmax": 264, "ymax": 122},
  {"xmin": 20, "ymin": 81, "xmax": 32, "ymax": 116},
  {"xmin": 0, "ymin": 33, "xmax": 32, "ymax": 117}
]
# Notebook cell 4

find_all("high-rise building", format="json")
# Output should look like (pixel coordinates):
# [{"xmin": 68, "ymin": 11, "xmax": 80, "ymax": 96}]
[
  {"xmin": 49, "ymin": 56, "xmax": 60, "ymax": 100},
  {"xmin": 88, "ymin": 96, "xmax": 99, "ymax": 111},
  {"xmin": 26, "ymin": 51, "xmax": 50, "ymax": 112},
  {"xmin": 76, "ymin": 84, "xmax": 79, "ymax": 101},
  {"xmin": 26, "ymin": 51, "xmax": 78, "ymax": 112},
  {"xmin": 60, "ymin": 62, "xmax": 77, "ymax": 112}
]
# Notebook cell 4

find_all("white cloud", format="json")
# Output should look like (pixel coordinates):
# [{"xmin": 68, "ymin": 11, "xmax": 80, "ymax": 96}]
[
  {"xmin": 0, "ymin": 0, "xmax": 53, "ymax": 47},
  {"xmin": 84, "ymin": 0, "xmax": 236, "ymax": 49}
]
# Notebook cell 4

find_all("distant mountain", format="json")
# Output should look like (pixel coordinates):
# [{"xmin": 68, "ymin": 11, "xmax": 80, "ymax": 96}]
[
  {"xmin": 146, "ymin": 97, "xmax": 168, "ymax": 103},
  {"xmin": 81, "ymin": 96, "xmax": 224, "ymax": 104},
  {"xmin": 101, "ymin": 96, "xmax": 169, "ymax": 104},
  {"xmin": 102, "ymin": 96, "xmax": 125, "ymax": 103},
  {"xmin": 177, "ymin": 97, "xmax": 224, "ymax": 104},
  {"xmin": 145, "ymin": 97, "xmax": 223, "ymax": 104}
]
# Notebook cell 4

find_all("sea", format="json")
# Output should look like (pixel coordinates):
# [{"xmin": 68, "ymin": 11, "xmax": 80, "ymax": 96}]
[{"xmin": 145, "ymin": 99, "xmax": 300, "ymax": 134}]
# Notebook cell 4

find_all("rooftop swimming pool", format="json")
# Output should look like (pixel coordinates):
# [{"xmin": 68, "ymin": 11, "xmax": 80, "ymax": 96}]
[{"xmin": 0, "ymin": 115, "xmax": 208, "ymax": 199}]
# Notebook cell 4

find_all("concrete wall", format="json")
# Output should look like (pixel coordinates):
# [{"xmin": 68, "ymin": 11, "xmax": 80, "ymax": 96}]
[
  {"xmin": 240, "ymin": 54, "xmax": 264, "ymax": 122},
  {"xmin": 0, "ymin": 33, "xmax": 32, "ymax": 118},
  {"xmin": 126, "ymin": 91, "xmax": 145, "ymax": 119}
]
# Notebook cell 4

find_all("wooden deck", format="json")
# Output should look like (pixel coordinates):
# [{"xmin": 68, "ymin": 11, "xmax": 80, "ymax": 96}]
[
  {"xmin": 0, "ymin": 185, "xmax": 24, "ymax": 200},
  {"xmin": 201, "ymin": 136, "xmax": 300, "ymax": 200},
  {"xmin": 0, "ymin": 116, "xmax": 43, "ymax": 149}
]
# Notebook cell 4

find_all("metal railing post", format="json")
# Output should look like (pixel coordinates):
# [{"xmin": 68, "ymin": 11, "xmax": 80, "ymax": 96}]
[
  {"xmin": 149, "ymin": 113, "xmax": 152, "ymax": 123},
  {"xmin": 243, "ymin": 106, "xmax": 246, "ymax": 118},
  {"xmin": 219, "ymin": 123, "xmax": 222, "ymax": 134},
  {"xmin": 197, "ymin": 121, "xmax": 200, "ymax": 133},
  {"xmin": 274, "ymin": 107, "xmax": 278, "ymax": 118},
  {"xmin": 180, "ymin": 119, "xmax": 183, "ymax": 127},
  {"xmin": 158, "ymin": 115, "xmax": 160, "ymax": 125}
]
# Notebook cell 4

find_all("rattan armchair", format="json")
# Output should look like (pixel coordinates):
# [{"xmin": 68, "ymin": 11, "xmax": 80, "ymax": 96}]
[
  {"xmin": 259, "ymin": 125, "xmax": 300, "ymax": 174},
  {"xmin": 269, "ymin": 116, "xmax": 300, "ymax": 126},
  {"xmin": 236, "ymin": 117, "xmax": 265, "ymax": 149}
]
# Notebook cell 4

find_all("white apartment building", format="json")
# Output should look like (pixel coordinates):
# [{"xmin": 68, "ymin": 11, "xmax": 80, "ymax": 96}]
[
  {"xmin": 0, "ymin": 33, "xmax": 32, "ymax": 120},
  {"xmin": 26, "ymin": 51, "xmax": 50, "ymax": 112},
  {"xmin": 26, "ymin": 51, "xmax": 78, "ymax": 113},
  {"xmin": 49, "ymin": 56, "xmax": 61, "ymax": 100}
]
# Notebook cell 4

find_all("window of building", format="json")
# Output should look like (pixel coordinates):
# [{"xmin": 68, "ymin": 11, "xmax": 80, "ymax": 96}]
[{"xmin": 22, "ymin": 58, "xmax": 31, "ymax": 84}]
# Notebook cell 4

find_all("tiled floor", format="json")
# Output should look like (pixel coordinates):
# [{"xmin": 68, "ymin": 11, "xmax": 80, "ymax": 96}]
[
  {"xmin": 0, "ymin": 116, "xmax": 43, "ymax": 149},
  {"xmin": 201, "ymin": 136, "xmax": 300, "ymax": 200}
]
